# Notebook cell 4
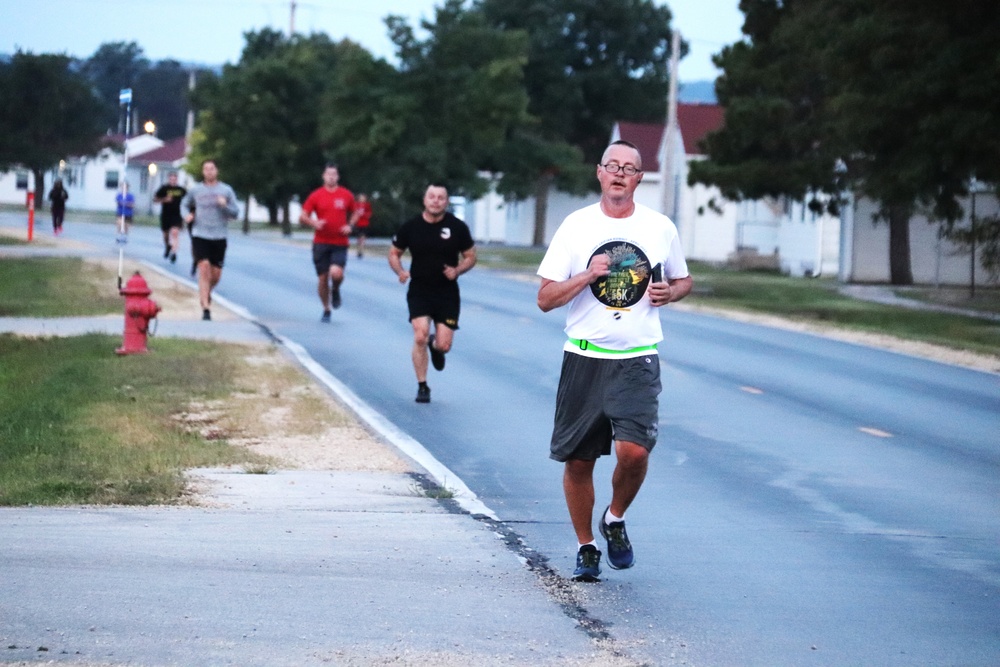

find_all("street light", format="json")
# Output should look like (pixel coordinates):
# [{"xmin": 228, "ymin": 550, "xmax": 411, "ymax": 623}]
[
  {"xmin": 144, "ymin": 120, "xmax": 156, "ymax": 135},
  {"xmin": 147, "ymin": 163, "xmax": 158, "ymax": 214}
]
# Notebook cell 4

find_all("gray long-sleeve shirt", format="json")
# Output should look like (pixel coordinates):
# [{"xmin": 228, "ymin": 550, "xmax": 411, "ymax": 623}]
[{"xmin": 181, "ymin": 182, "xmax": 240, "ymax": 240}]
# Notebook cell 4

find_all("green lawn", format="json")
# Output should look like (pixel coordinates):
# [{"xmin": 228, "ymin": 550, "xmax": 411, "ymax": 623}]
[
  {"xmin": 0, "ymin": 257, "xmax": 123, "ymax": 316},
  {"xmin": 0, "ymin": 334, "xmax": 267, "ymax": 505}
]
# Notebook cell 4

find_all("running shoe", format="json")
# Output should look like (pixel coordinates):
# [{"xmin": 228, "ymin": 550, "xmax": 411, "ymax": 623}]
[
  {"xmin": 164, "ymin": 246, "xmax": 170, "ymax": 258},
  {"xmin": 202, "ymin": 309, "xmax": 211, "ymax": 321},
  {"xmin": 428, "ymin": 334, "xmax": 445, "ymax": 371},
  {"xmin": 331, "ymin": 285, "xmax": 342, "ymax": 309},
  {"xmin": 415, "ymin": 385, "xmax": 431, "ymax": 403},
  {"xmin": 170, "ymin": 253, "xmax": 177, "ymax": 264},
  {"xmin": 599, "ymin": 506, "xmax": 635, "ymax": 570},
  {"xmin": 572, "ymin": 544, "xmax": 602, "ymax": 582},
  {"xmin": 320, "ymin": 310, "xmax": 331, "ymax": 323}
]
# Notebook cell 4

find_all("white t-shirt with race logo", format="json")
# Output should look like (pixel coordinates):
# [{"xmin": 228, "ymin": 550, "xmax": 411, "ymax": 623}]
[{"xmin": 537, "ymin": 202, "xmax": 689, "ymax": 358}]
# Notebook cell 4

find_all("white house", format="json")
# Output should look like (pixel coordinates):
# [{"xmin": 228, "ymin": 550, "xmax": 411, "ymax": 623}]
[
  {"xmin": 841, "ymin": 191, "xmax": 999, "ymax": 286},
  {"xmin": 128, "ymin": 137, "xmax": 195, "ymax": 215},
  {"xmin": 464, "ymin": 104, "xmax": 742, "ymax": 250},
  {"xmin": 0, "ymin": 133, "xmax": 166, "ymax": 214},
  {"xmin": 614, "ymin": 104, "xmax": 841, "ymax": 277}
]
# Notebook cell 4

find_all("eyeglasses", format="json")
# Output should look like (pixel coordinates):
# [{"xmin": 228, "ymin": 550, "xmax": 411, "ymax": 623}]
[{"xmin": 600, "ymin": 163, "xmax": 641, "ymax": 176}]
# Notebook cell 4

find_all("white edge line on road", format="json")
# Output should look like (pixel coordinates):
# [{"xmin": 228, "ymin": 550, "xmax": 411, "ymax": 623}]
[
  {"xmin": 141, "ymin": 260, "xmax": 498, "ymax": 519},
  {"xmin": 277, "ymin": 335, "xmax": 499, "ymax": 521},
  {"xmin": 140, "ymin": 261, "xmax": 256, "ymax": 320}
]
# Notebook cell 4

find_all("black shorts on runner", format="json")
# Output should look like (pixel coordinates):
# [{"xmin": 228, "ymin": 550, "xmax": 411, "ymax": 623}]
[
  {"xmin": 312, "ymin": 243, "xmax": 348, "ymax": 276},
  {"xmin": 549, "ymin": 351, "xmax": 661, "ymax": 462},
  {"xmin": 406, "ymin": 282, "xmax": 460, "ymax": 330},
  {"xmin": 160, "ymin": 217, "xmax": 183, "ymax": 232},
  {"xmin": 192, "ymin": 237, "xmax": 227, "ymax": 268}
]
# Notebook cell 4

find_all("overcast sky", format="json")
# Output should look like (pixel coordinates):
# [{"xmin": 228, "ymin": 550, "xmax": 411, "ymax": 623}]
[{"xmin": 1, "ymin": 0, "xmax": 743, "ymax": 82}]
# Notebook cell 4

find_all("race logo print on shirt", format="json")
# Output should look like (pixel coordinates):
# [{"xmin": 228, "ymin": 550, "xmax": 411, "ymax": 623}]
[{"xmin": 589, "ymin": 241, "xmax": 652, "ymax": 309}]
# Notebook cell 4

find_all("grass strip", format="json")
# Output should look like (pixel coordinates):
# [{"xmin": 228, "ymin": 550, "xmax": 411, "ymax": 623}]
[
  {"xmin": 0, "ymin": 334, "xmax": 267, "ymax": 506},
  {"xmin": 690, "ymin": 265, "xmax": 999, "ymax": 357},
  {"xmin": 0, "ymin": 258, "xmax": 123, "ymax": 317}
]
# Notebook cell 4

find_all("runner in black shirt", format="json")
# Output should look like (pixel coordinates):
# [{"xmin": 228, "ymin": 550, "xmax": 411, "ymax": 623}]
[
  {"xmin": 388, "ymin": 184, "xmax": 477, "ymax": 404},
  {"xmin": 153, "ymin": 171, "xmax": 187, "ymax": 264}
]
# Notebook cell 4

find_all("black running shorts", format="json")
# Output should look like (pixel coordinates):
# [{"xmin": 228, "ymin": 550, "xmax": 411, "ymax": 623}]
[
  {"xmin": 192, "ymin": 237, "xmax": 227, "ymax": 268},
  {"xmin": 160, "ymin": 216, "xmax": 183, "ymax": 232},
  {"xmin": 549, "ymin": 351, "xmax": 661, "ymax": 462},
  {"xmin": 406, "ymin": 282, "xmax": 460, "ymax": 330},
  {"xmin": 313, "ymin": 243, "xmax": 348, "ymax": 276}
]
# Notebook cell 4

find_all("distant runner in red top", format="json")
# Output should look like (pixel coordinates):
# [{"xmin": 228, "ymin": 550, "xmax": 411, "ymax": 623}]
[
  {"xmin": 299, "ymin": 164, "xmax": 363, "ymax": 322},
  {"xmin": 354, "ymin": 192, "xmax": 372, "ymax": 259}
]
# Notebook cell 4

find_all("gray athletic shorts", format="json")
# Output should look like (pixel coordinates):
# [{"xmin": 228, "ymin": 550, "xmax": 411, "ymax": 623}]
[{"xmin": 549, "ymin": 351, "xmax": 661, "ymax": 462}]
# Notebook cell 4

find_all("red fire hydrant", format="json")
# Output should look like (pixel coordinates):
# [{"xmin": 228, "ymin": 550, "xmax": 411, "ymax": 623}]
[{"xmin": 116, "ymin": 271, "xmax": 161, "ymax": 355}]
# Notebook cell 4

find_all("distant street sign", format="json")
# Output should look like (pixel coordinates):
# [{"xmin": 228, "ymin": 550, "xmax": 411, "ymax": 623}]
[{"xmin": 119, "ymin": 88, "xmax": 132, "ymax": 105}]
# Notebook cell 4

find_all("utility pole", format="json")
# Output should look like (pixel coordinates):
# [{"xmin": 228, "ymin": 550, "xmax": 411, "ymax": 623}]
[
  {"xmin": 185, "ymin": 70, "xmax": 195, "ymax": 145},
  {"xmin": 289, "ymin": 0, "xmax": 297, "ymax": 36},
  {"xmin": 660, "ymin": 29, "xmax": 681, "ymax": 222}
]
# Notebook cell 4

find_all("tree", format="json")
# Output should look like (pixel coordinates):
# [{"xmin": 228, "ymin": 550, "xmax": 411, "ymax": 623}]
[
  {"xmin": 133, "ymin": 59, "xmax": 194, "ymax": 140},
  {"xmin": 476, "ymin": 0, "xmax": 680, "ymax": 244},
  {"xmin": 80, "ymin": 41, "xmax": 149, "ymax": 133},
  {"xmin": 189, "ymin": 29, "xmax": 345, "ymax": 233},
  {"xmin": 692, "ymin": 0, "xmax": 1000, "ymax": 285},
  {"xmin": 319, "ymin": 0, "xmax": 531, "ymax": 220},
  {"xmin": 0, "ymin": 52, "xmax": 106, "ymax": 208}
]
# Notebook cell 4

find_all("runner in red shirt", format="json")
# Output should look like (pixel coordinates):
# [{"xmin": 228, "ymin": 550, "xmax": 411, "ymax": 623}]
[
  {"xmin": 299, "ymin": 164, "xmax": 362, "ymax": 321},
  {"xmin": 354, "ymin": 192, "xmax": 372, "ymax": 259}
]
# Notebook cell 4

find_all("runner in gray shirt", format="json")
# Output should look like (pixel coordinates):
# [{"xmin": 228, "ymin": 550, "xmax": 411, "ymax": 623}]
[{"xmin": 182, "ymin": 159, "xmax": 240, "ymax": 320}]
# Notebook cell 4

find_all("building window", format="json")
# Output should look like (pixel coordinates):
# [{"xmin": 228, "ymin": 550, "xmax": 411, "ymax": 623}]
[
  {"xmin": 15, "ymin": 171, "xmax": 29, "ymax": 190},
  {"xmin": 63, "ymin": 166, "xmax": 80, "ymax": 188},
  {"xmin": 105, "ymin": 170, "xmax": 119, "ymax": 189}
]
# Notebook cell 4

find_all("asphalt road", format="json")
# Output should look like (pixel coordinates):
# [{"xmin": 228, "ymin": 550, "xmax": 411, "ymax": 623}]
[{"xmin": 6, "ymin": 219, "xmax": 1000, "ymax": 666}]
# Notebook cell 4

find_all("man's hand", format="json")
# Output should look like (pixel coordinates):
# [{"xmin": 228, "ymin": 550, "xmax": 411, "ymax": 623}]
[
  {"xmin": 647, "ymin": 280, "xmax": 673, "ymax": 307},
  {"xmin": 216, "ymin": 195, "xmax": 227, "ymax": 207},
  {"xmin": 396, "ymin": 270, "xmax": 410, "ymax": 284},
  {"xmin": 587, "ymin": 254, "xmax": 611, "ymax": 282}
]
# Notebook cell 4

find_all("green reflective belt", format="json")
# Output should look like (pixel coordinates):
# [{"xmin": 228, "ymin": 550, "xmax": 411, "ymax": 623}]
[{"xmin": 568, "ymin": 338, "xmax": 657, "ymax": 355}]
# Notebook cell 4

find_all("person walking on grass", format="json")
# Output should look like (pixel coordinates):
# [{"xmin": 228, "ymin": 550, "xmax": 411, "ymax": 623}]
[
  {"xmin": 181, "ymin": 159, "xmax": 239, "ymax": 321},
  {"xmin": 536, "ymin": 140, "xmax": 693, "ymax": 582},
  {"xmin": 299, "ymin": 164, "xmax": 362, "ymax": 322},
  {"xmin": 388, "ymin": 184, "xmax": 476, "ymax": 404}
]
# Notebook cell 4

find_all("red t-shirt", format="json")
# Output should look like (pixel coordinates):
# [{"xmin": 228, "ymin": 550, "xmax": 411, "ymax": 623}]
[
  {"xmin": 355, "ymin": 200, "xmax": 372, "ymax": 228},
  {"xmin": 302, "ymin": 186, "xmax": 356, "ymax": 246}
]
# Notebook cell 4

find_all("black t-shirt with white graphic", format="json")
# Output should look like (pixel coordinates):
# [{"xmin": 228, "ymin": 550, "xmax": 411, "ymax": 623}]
[
  {"xmin": 154, "ymin": 184, "xmax": 188, "ymax": 223},
  {"xmin": 392, "ymin": 212, "xmax": 474, "ymax": 287}
]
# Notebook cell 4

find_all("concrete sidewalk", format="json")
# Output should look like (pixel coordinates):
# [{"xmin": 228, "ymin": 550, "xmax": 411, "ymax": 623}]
[
  {"xmin": 0, "ymin": 314, "xmax": 274, "ymax": 344},
  {"xmin": 2, "ymin": 471, "xmax": 612, "ymax": 666},
  {"xmin": 838, "ymin": 283, "xmax": 1000, "ymax": 321}
]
